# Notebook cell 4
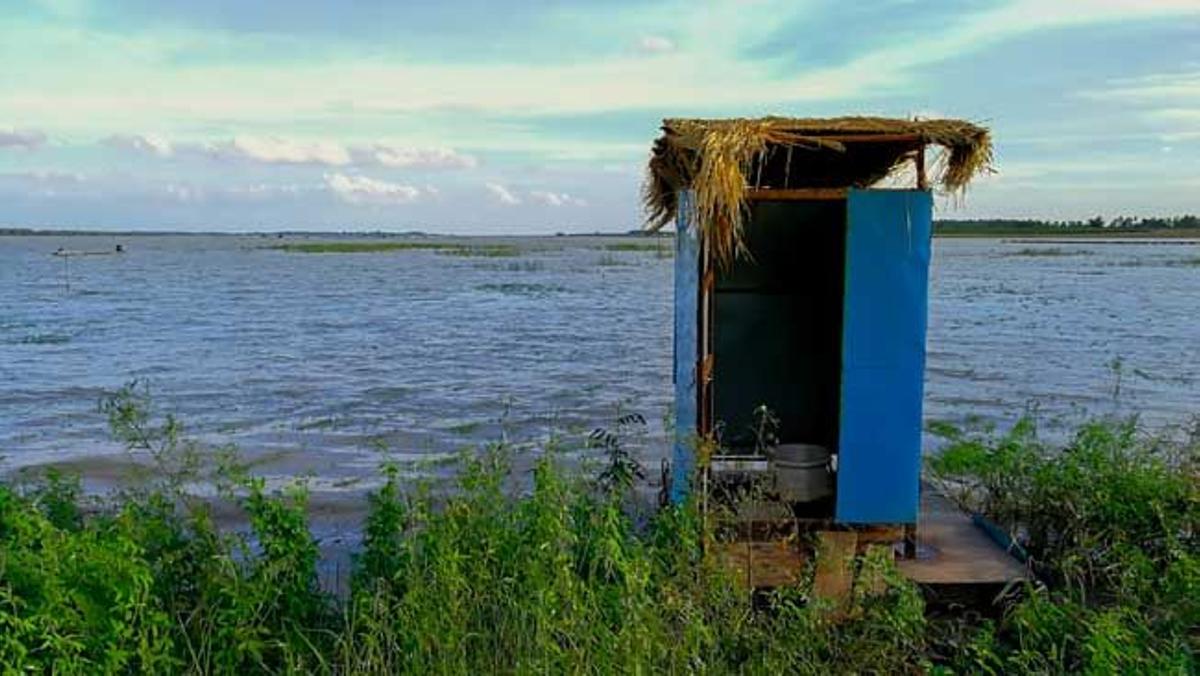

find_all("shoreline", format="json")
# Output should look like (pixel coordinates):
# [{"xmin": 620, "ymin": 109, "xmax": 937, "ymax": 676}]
[{"xmin": 5, "ymin": 228, "xmax": 1200, "ymax": 240}]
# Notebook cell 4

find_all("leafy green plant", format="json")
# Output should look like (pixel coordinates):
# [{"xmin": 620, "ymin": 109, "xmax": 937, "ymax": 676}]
[
  {"xmin": 588, "ymin": 412, "xmax": 647, "ymax": 495},
  {"xmin": 2, "ymin": 385, "xmax": 1195, "ymax": 673},
  {"xmin": 751, "ymin": 404, "xmax": 780, "ymax": 456},
  {"xmin": 928, "ymin": 415, "xmax": 1198, "ymax": 672}
]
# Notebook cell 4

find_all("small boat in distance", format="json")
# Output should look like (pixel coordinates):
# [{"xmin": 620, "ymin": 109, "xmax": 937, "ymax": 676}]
[{"xmin": 53, "ymin": 244, "xmax": 125, "ymax": 257}]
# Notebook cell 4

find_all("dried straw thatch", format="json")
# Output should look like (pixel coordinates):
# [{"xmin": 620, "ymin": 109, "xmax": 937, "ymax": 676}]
[{"xmin": 644, "ymin": 116, "xmax": 993, "ymax": 263}]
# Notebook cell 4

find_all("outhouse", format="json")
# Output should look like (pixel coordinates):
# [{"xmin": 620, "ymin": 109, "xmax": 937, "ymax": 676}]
[{"xmin": 646, "ymin": 117, "xmax": 993, "ymax": 527}]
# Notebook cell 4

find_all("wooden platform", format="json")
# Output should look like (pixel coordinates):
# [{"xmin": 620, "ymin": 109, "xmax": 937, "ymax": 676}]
[
  {"xmin": 897, "ymin": 489, "xmax": 1027, "ymax": 586},
  {"xmin": 713, "ymin": 540, "xmax": 807, "ymax": 589},
  {"xmin": 710, "ymin": 487, "xmax": 1026, "ymax": 590}
]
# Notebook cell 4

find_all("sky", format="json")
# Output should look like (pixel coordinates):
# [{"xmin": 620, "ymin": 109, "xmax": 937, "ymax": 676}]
[{"xmin": 1, "ymin": 0, "xmax": 1198, "ymax": 233}]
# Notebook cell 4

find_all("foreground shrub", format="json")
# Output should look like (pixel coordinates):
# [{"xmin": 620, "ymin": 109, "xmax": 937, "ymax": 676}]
[
  {"xmin": 929, "ymin": 415, "xmax": 1198, "ymax": 673},
  {"xmin": 0, "ymin": 387, "xmax": 1194, "ymax": 673},
  {"xmin": 0, "ymin": 450, "xmax": 929, "ymax": 673}
]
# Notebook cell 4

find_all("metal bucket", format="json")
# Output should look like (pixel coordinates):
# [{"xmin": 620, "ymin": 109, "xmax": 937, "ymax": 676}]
[{"xmin": 771, "ymin": 443, "xmax": 833, "ymax": 503}]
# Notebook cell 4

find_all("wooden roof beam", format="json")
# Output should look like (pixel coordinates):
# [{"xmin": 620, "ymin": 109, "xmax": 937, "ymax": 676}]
[{"xmin": 746, "ymin": 188, "xmax": 848, "ymax": 201}]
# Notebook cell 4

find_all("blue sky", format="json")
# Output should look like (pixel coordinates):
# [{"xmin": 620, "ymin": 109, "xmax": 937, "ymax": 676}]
[{"xmin": 1, "ymin": 0, "xmax": 1198, "ymax": 233}]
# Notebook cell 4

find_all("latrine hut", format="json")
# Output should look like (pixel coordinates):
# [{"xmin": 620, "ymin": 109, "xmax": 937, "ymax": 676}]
[{"xmin": 647, "ymin": 117, "xmax": 1020, "ymax": 590}]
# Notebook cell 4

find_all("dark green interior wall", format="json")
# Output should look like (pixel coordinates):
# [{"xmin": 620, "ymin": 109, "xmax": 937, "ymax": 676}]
[{"xmin": 712, "ymin": 200, "xmax": 847, "ymax": 451}]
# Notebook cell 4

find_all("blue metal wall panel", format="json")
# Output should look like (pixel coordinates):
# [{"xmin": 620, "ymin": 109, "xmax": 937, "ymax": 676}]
[
  {"xmin": 835, "ymin": 189, "xmax": 932, "ymax": 524},
  {"xmin": 671, "ymin": 192, "xmax": 700, "ymax": 503}
]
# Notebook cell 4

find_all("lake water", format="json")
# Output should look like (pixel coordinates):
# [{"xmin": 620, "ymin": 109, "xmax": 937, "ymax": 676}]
[{"xmin": 2, "ymin": 234, "xmax": 1198, "ymax": 499}]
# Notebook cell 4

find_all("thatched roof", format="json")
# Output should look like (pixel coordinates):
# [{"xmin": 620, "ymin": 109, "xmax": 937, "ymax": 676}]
[{"xmin": 644, "ymin": 116, "xmax": 993, "ymax": 263}]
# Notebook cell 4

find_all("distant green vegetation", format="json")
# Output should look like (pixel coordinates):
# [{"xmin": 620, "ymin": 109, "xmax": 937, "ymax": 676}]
[
  {"xmin": 435, "ymin": 244, "xmax": 519, "ymax": 258},
  {"xmin": 475, "ymin": 282, "xmax": 566, "ymax": 295},
  {"xmin": 936, "ymin": 214, "xmax": 1200, "ymax": 238},
  {"xmin": 444, "ymin": 421, "xmax": 481, "ymax": 434},
  {"xmin": 500, "ymin": 260, "xmax": 546, "ymax": 272},
  {"xmin": 12, "ymin": 332, "xmax": 72, "ymax": 345},
  {"xmin": 268, "ymin": 241, "xmax": 520, "ymax": 257},
  {"xmin": 600, "ymin": 241, "xmax": 674, "ymax": 259},
  {"xmin": 602, "ymin": 242, "xmax": 665, "ymax": 252},
  {"xmin": 1, "ymin": 384, "xmax": 1195, "ymax": 673},
  {"xmin": 1004, "ymin": 247, "xmax": 1090, "ymax": 257},
  {"xmin": 270, "ymin": 241, "xmax": 455, "ymax": 254},
  {"xmin": 596, "ymin": 253, "xmax": 632, "ymax": 267}
]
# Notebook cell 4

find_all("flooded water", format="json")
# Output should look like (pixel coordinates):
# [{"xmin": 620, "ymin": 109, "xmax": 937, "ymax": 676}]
[{"xmin": 2, "ymin": 234, "xmax": 1198, "ymax": 494}]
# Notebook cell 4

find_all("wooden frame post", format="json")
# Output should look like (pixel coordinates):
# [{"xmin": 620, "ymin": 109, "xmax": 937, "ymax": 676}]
[{"xmin": 915, "ymin": 144, "xmax": 928, "ymax": 191}]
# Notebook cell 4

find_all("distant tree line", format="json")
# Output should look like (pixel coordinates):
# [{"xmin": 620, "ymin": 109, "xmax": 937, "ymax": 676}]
[{"xmin": 935, "ymin": 215, "xmax": 1200, "ymax": 235}]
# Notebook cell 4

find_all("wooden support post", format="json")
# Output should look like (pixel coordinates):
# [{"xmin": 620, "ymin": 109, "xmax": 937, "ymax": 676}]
[
  {"xmin": 813, "ymin": 531, "xmax": 858, "ymax": 605},
  {"xmin": 915, "ymin": 144, "xmax": 928, "ymax": 191},
  {"xmin": 902, "ymin": 523, "xmax": 918, "ymax": 559}
]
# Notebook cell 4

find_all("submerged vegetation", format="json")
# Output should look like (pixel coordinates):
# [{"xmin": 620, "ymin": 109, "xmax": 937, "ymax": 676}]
[
  {"xmin": 1003, "ymin": 247, "xmax": 1091, "ymax": 258},
  {"xmin": 269, "ymin": 241, "xmax": 518, "ymax": 257},
  {"xmin": 269, "ymin": 241, "xmax": 454, "ymax": 254},
  {"xmin": 602, "ymin": 242, "xmax": 666, "ymax": 252},
  {"xmin": 1, "ymin": 385, "xmax": 1196, "ymax": 673},
  {"xmin": 475, "ymin": 282, "xmax": 566, "ymax": 296}
]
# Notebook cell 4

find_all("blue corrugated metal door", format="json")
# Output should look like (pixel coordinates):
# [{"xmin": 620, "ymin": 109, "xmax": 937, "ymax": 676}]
[
  {"xmin": 835, "ymin": 189, "xmax": 932, "ymax": 524},
  {"xmin": 671, "ymin": 192, "xmax": 700, "ymax": 503}
]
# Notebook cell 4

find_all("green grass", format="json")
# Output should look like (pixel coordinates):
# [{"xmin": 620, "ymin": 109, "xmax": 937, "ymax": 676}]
[
  {"xmin": 1, "ymin": 383, "xmax": 1195, "ymax": 673},
  {"xmin": 927, "ymin": 416, "xmax": 1198, "ymax": 673}
]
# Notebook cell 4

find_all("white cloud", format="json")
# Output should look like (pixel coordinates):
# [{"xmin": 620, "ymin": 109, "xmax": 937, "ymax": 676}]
[
  {"xmin": 164, "ymin": 183, "xmax": 204, "ymax": 203},
  {"xmin": 529, "ymin": 190, "xmax": 586, "ymax": 207},
  {"xmin": 485, "ymin": 182, "xmax": 521, "ymax": 205},
  {"xmin": 0, "ymin": 169, "xmax": 85, "ymax": 183},
  {"xmin": 1080, "ymin": 71, "xmax": 1200, "ymax": 141},
  {"xmin": 99, "ymin": 133, "xmax": 479, "ymax": 170},
  {"xmin": 4, "ymin": 0, "xmax": 1200, "ymax": 137},
  {"xmin": 0, "ymin": 127, "xmax": 46, "ymax": 150},
  {"xmin": 102, "ymin": 133, "xmax": 173, "ymax": 156},
  {"xmin": 637, "ymin": 35, "xmax": 675, "ymax": 54},
  {"xmin": 325, "ymin": 172, "xmax": 421, "ymax": 205},
  {"xmin": 226, "ymin": 183, "xmax": 309, "ymax": 200},
  {"xmin": 207, "ymin": 136, "xmax": 353, "ymax": 166},
  {"xmin": 0, "ymin": 169, "xmax": 90, "ymax": 199},
  {"xmin": 1082, "ymin": 70, "xmax": 1200, "ymax": 106},
  {"xmin": 359, "ymin": 144, "xmax": 478, "ymax": 169}
]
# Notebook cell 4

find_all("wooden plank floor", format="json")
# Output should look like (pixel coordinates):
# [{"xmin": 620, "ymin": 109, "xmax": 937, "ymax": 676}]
[
  {"xmin": 897, "ymin": 488, "xmax": 1027, "ymax": 585},
  {"xmin": 710, "ymin": 487, "xmax": 1026, "ymax": 589}
]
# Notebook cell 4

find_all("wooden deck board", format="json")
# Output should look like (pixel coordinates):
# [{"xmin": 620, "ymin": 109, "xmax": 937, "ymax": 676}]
[
  {"xmin": 712, "ymin": 541, "xmax": 806, "ymax": 589},
  {"xmin": 897, "ymin": 489, "xmax": 1027, "ymax": 585},
  {"xmin": 813, "ymin": 531, "xmax": 858, "ymax": 602},
  {"xmin": 709, "ymin": 488, "xmax": 1027, "ymax": 589}
]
